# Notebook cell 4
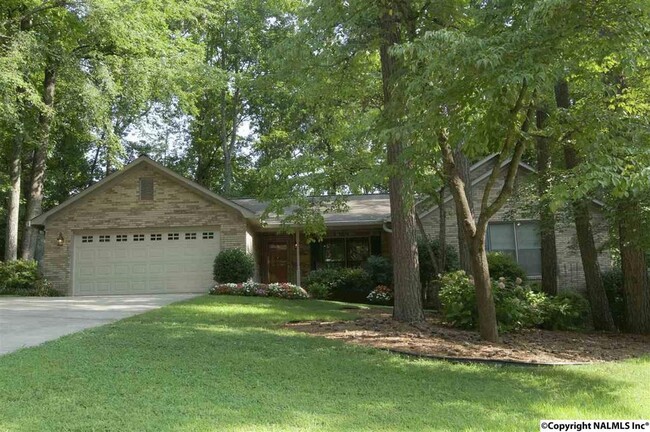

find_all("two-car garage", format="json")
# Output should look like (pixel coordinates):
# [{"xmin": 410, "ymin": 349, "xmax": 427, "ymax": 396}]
[
  {"xmin": 72, "ymin": 227, "xmax": 220, "ymax": 295},
  {"xmin": 72, "ymin": 227, "xmax": 221, "ymax": 295}
]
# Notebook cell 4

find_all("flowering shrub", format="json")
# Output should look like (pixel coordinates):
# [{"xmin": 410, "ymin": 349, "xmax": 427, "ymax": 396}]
[
  {"xmin": 366, "ymin": 285, "xmax": 393, "ymax": 305},
  {"xmin": 438, "ymin": 271, "xmax": 581, "ymax": 332},
  {"xmin": 210, "ymin": 281, "xmax": 309, "ymax": 300},
  {"xmin": 267, "ymin": 283, "xmax": 310, "ymax": 299}
]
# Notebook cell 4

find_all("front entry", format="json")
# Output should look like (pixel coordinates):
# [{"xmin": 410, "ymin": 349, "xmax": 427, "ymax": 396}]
[{"xmin": 267, "ymin": 242, "xmax": 288, "ymax": 283}]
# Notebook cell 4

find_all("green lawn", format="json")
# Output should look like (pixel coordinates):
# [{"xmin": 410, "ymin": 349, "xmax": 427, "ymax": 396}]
[{"xmin": 0, "ymin": 296, "xmax": 648, "ymax": 431}]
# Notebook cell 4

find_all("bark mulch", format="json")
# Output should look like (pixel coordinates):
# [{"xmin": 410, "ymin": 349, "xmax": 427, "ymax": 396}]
[{"xmin": 285, "ymin": 308, "xmax": 650, "ymax": 365}]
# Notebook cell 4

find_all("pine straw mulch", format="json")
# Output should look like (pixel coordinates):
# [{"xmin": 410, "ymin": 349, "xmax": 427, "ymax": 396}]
[{"xmin": 285, "ymin": 308, "xmax": 650, "ymax": 365}]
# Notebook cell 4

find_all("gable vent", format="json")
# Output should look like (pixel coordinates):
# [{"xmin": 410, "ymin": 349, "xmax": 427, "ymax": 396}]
[{"xmin": 140, "ymin": 177, "xmax": 154, "ymax": 201}]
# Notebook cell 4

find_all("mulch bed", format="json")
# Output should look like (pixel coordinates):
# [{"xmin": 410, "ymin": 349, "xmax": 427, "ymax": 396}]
[{"xmin": 285, "ymin": 308, "xmax": 650, "ymax": 365}]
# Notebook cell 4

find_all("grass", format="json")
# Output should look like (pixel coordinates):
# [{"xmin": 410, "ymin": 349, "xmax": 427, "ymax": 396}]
[{"xmin": 0, "ymin": 295, "xmax": 648, "ymax": 431}]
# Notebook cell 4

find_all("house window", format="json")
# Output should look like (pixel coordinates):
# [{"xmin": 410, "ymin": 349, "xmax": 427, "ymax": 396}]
[
  {"xmin": 323, "ymin": 238, "xmax": 346, "ymax": 268},
  {"xmin": 139, "ymin": 177, "xmax": 154, "ymax": 201},
  {"xmin": 81, "ymin": 236, "xmax": 94, "ymax": 243},
  {"xmin": 168, "ymin": 233, "xmax": 179, "ymax": 240},
  {"xmin": 151, "ymin": 234, "xmax": 162, "ymax": 241},
  {"xmin": 314, "ymin": 237, "xmax": 372, "ymax": 269},
  {"xmin": 486, "ymin": 221, "xmax": 541, "ymax": 276},
  {"xmin": 185, "ymin": 232, "xmax": 197, "ymax": 240},
  {"xmin": 133, "ymin": 234, "xmax": 145, "ymax": 242},
  {"xmin": 116, "ymin": 235, "xmax": 128, "ymax": 242},
  {"xmin": 202, "ymin": 232, "xmax": 214, "ymax": 239},
  {"xmin": 99, "ymin": 235, "xmax": 111, "ymax": 243}
]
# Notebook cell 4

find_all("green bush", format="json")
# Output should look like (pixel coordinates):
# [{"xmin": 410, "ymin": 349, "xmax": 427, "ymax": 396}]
[
  {"xmin": 439, "ymin": 271, "xmax": 554, "ymax": 332},
  {"xmin": 213, "ymin": 249, "xmax": 255, "ymax": 283},
  {"xmin": 418, "ymin": 239, "xmax": 460, "ymax": 287},
  {"xmin": 305, "ymin": 282, "xmax": 332, "ymax": 299},
  {"xmin": 541, "ymin": 292, "xmax": 590, "ymax": 330},
  {"xmin": 304, "ymin": 267, "xmax": 374, "ymax": 303},
  {"xmin": 362, "ymin": 255, "xmax": 392, "ymax": 287},
  {"xmin": 438, "ymin": 271, "xmax": 477, "ymax": 329},
  {"xmin": 304, "ymin": 268, "xmax": 343, "ymax": 291},
  {"xmin": 331, "ymin": 268, "xmax": 374, "ymax": 303},
  {"xmin": 602, "ymin": 268, "xmax": 625, "ymax": 329},
  {"xmin": 493, "ymin": 279, "xmax": 546, "ymax": 331},
  {"xmin": 487, "ymin": 252, "xmax": 527, "ymax": 281},
  {"xmin": 0, "ymin": 260, "xmax": 60, "ymax": 296}
]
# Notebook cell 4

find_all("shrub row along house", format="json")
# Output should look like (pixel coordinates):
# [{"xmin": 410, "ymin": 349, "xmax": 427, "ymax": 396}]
[{"xmin": 31, "ymin": 155, "xmax": 611, "ymax": 296}]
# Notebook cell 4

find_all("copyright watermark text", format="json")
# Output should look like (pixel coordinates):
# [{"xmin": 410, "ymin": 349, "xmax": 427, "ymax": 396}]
[{"xmin": 541, "ymin": 421, "xmax": 650, "ymax": 432}]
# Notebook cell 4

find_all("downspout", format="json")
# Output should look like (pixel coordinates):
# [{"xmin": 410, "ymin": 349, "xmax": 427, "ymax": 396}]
[{"xmin": 382, "ymin": 219, "xmax": 392, "ymax": 233}]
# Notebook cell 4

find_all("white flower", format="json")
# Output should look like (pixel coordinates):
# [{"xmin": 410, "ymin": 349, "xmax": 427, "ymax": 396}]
[
  {"xmin": 498, "ymin": 282, "xmax": 506, "ymax": 289},
  {"xmin": 515, "ymin": 277, "xmax": 523, "ymax": 285}
]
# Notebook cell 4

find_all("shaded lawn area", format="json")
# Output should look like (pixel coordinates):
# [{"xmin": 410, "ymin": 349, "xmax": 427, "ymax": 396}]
[{"xmin": 0, "ymin": 296, "xmax": 648, "ymax": 432}]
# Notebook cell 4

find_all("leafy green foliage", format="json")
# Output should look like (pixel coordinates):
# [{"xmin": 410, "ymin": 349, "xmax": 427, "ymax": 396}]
[
  {"xmin": 213, "ymin": 249, "xmax": 255, "ymax": 283},
  {"xmin": 487, "ymin": 252, "xmax": 527, "ymax": 282},
  {"xmin": 438, "ymin": 271, "xmax": 478, "ymax": 330},
  {"xmin": 304, "ymin": 267, "xmax": 374, "ymax": 303},
  {"xmin": 439, "ymin": 271, "xmax": 588, "ymax": 332},
  {"xmin": 541, "ymin": 292, "xmax": 591, "ymax": 331},
  {"xmin": 362, "ymin": 255, "xmax": 393, "ymax": 287},
  {"xmin": 304, "ymin": 282, "xmax": 332, "ymax": 300},
  {"xmin": 418, "ymin": 238, "xmax": 460, "ymax": 287},
  {"xmin": 0, "ymin": 259, "xmax": 59, "ymax": 296},
  {"xmin": 602, "ymin": 268, "xmax": 625, "ymax": 329}
]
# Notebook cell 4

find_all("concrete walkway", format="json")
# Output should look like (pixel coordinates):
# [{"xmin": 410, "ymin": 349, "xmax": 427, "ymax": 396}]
[{"xmin": 0, "ymin": 294, "xmax": 199, "ymax": 355}]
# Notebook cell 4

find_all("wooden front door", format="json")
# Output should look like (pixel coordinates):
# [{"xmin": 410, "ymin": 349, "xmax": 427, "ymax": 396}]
[{"xmin": 267, "ymin": 242, "xmax": 288, "ymax": 283}]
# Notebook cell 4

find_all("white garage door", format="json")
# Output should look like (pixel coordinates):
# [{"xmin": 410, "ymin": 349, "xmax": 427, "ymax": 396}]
[{"xmin": 73, "ymin": 227, "xmax": 220, "ymax": 295}]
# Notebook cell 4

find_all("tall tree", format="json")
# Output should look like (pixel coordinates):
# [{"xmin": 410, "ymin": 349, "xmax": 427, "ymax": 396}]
[
  {"xmin": 555, "ymin": 79, "xmax": 616, "ymax": 331},
  {"xmin": 378, "ymin": 0, "xmax": 424, "ymax": 322},
  {"xmin": 535, "ymin": 108, "xmax": 558, "ymax": 296}
]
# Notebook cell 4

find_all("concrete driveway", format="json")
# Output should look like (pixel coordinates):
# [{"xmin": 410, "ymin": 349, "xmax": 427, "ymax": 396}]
[{"xmin": 0, "ymin": 294, "xmax": 200, "ymax": 356}]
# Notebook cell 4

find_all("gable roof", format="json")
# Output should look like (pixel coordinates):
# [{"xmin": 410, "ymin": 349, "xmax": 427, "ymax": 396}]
[
  {"xmin": 418, "ymin": 156, "xmax": 537, "ymax": 219},
  {"xmin": 31, "ymin": 155, "xmax": 254, "ymax": 227},
  {"xmin": 232, "ymin": 194, "xmax": 391, "ymax": 227}
]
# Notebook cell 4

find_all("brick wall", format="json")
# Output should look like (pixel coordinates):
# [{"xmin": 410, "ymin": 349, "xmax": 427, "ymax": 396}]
[{"xmin": 42, "ymin": 163, "xmax": 248, "ymax": 294}]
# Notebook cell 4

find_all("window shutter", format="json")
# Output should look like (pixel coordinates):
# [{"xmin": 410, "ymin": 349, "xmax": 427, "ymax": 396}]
[{"xmin": 140, "ymin": 177, "xmax": 154, "ymax": 200}]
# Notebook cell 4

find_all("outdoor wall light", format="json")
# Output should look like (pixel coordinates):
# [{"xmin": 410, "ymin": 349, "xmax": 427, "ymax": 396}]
[{"xmin": 57, "ymin": 232, "xmax": 65, "ymax": 247}]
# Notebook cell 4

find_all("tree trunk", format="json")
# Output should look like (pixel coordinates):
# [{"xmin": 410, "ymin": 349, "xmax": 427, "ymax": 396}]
[
  {"xmin": 453, "ymin": 148, "xmax": 473, "ymax": 273},
  {"xmin": 21, "ymin": 63, "xmax": 56, "ymax": 260},
  {"xmin": 438, "ymin": 186, "xmax": 447, "ymax": 271},
  {"xmin": 4, "ymin": 133, "xmax": 23, "ymax": 261},
  {"xmin": 223, "ymin": 86, "xmax": 239, "ymax": 197},
  {"xmin": 441, "ymin": 137, "xmax": 499, "ymax": 342},
  {"xmin": 618, "ymin": 202, "xmax": 650, "ymax": 334},
  {"xmin": 379, "ymin": 0, "xmax": 424, "ymax": 323},
  {"xmin": 469, "ymin": 236, "xmax": 499, "ymax": 341},
  {"xmin": 535, "ymin": 109, "xmax": 558, "ymax": 296},
  {"xmin": 555, "ymin": 79, "xmax": 615, "ymax": 331}
]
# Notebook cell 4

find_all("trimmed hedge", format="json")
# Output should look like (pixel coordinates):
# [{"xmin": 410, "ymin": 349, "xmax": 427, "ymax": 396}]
[{"xmin": 213, "ymin": 249, "xmax": 255, "ymax": 283}]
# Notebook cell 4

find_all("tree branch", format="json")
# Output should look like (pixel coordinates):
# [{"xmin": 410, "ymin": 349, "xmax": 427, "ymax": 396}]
[
  {"xmin": 477, "ymin": 101, "xmax": 535, "ymax": 236},
  {"xmin": 480, "ymin": 80, "xmax": 529, "ymax": 215}
]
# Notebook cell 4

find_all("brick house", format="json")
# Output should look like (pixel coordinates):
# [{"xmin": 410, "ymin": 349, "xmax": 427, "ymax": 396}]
[{"xmin": 31, "ymin": 155, "xmax": 610, "ymax": 295}]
